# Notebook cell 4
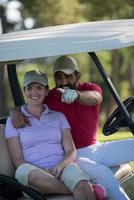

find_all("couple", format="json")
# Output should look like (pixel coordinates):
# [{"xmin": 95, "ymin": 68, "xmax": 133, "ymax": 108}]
[
  {"xmin": 5, "ymin": 69, "xmax": 106, "ymax": 200},
  {"xmin": 6, "ymin": 55, "xmax": 134, "ymax": 200}
]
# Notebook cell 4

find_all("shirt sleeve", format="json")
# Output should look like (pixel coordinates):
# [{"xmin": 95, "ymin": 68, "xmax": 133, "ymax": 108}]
[
  {"xmin": 79, "ymin": 82, "xmax": 102, "ymax": 94},
  {"xmin": 5, "ymin": 117, "xmax": 19, "ymax": 138},
  {"xmin": 58, "ymin": 112, "xmax": 71, "ymax": 130}
]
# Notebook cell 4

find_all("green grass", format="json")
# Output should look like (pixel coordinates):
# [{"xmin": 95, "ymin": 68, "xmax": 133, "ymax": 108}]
[
  {"xmin": 97, "ymin": 130, "xmax": 134, "ymax": 171},
  {"xmin": 97, "ymin": 130, "xmax": 133, "ymax": 142}
]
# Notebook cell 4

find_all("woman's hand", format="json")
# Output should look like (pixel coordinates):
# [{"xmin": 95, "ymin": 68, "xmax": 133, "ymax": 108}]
[
  {"xmin": 51, "ymin": 128, "xmax": 77, "ymax": 179},
  {"xmin": 51, "ymin": 164, "xmax": 64, "ymax": 179}
]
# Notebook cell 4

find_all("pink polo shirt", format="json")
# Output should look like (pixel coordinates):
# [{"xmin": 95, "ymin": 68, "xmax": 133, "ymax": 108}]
[{"xmin": 5, "ymin": 105, "xmax": 71, "ymax": 169}]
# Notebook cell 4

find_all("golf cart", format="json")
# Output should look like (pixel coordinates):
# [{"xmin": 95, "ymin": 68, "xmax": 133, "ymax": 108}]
[{"xmin": 0, "ymin": 19, "xmax": 134, "ymax": 200}]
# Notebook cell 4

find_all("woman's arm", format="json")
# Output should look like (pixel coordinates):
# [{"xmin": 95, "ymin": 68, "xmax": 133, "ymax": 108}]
[
  {"xmin": 51, "ymin": 128, "xmax": 76, "ymax": 178},
  {"xmin": 61, "ymin": 128, "xmax": 76, "ymax": 166},
  {"xmin": 6, "ymin": 137, "xmax": 25, "ymax": 168}
]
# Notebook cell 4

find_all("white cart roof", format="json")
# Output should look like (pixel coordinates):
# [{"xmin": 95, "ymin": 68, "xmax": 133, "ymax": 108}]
[{"xmin": 0, "ymin": 19, "xmax": 134, "ymax": 63}]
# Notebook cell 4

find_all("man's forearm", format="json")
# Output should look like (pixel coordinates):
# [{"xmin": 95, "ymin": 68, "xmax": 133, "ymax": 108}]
[
  {"xmin": 9, "ymin": 106, "xmax": 20, "ymax": 116},
  {"xmin": 77, "ymin": 91, "xmax": 102, "ymax": 106}
]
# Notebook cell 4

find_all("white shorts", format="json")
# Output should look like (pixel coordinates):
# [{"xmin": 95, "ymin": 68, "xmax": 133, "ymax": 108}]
[
  {"xmin": 61, "ymin": 163, "xmax": 89, "ymax": 191},
  {"xmin": 15, "ymin": 163, "xmax": 89, "ymax": 192},
  {"xmin": 15, "ymin": 163, "xmax": 40, "ymax": 186}
]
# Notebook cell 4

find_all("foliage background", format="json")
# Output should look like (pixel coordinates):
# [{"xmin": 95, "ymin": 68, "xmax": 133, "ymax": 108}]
[{"xmin": 0, "ymin": 0, "xmax": 134, "ymax": 129}]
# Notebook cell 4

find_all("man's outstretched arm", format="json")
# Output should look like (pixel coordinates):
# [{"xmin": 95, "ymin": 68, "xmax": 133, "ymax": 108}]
[
  {"xmin": 77, "ymin": 90, "xmax": 102, "ymax": 106},
  {"xmin": 58, "ymin": 88, "xmax": 102, "ymax": 106}
]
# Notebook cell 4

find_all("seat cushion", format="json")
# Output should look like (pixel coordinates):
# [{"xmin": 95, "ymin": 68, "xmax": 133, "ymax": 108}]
[
  {"xmin": 114, "ymin": 164, "xmax": 132, "ymax": 182},
  {"xmin": 45, "ymin": 195, "xmax": 73, "ymax": 200},
  {"xmin": 0, "ymin": 124, "xmax": 15, "ymax": 176},
  {"xmin": 120, "ymin": 173, "xmax": 134, "ymax": 200}
]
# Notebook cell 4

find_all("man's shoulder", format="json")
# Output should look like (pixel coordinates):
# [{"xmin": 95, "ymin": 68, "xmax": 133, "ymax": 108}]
[
  {"xmin": 48, "ymin": 87, "xmax": 57, "ymax": 96},
  {"xmin": 44, "ymin": 87, "xmax": 57, "ymax": 102},
  {"xmin": 78, "ymin": 82, "xmax": 102, "ymax": 93}
]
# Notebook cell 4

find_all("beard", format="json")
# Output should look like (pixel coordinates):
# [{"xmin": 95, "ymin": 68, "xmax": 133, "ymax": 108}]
[{"xmin": 59, "ymin": 84, "xmax": 76, "ymax": 90}]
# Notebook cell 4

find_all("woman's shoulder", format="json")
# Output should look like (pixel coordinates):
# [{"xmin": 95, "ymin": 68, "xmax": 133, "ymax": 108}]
[
  {"xmin": 6, "ymin": 116, "xmax": 12, "ymax": 124},
  {"xmin": 50, "ymin": 109, "xmax": 65, "ymax": 116},
  {"xmin": 48, "ymin": 107, "xmax": 66, "ymax": 119}
]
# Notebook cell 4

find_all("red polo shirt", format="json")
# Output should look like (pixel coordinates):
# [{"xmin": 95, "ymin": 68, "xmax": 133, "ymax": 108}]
[{"xmin": 44, "ymin": 82, "xmax": 102, "ymax": 148}]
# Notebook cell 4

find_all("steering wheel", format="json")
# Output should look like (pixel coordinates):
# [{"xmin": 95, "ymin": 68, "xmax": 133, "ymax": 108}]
[{"xmin": 102, "ymin": 96, "xmax": 134, "ymax": 136}]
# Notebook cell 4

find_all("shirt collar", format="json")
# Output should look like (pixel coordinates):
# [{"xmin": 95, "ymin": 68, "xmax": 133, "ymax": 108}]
[{"xmin": 21, "ymin": 104, "xmax": 52, "ymax": 117}]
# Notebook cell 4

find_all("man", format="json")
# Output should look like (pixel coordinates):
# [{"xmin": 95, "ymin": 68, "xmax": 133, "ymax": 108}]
[
  {"xmin": 12, "ymin": 56, "xmax": 134, "ymax": 200},
  {"xmin": 45, "ymin": 55, "xmax": 102, "ymax": 149}
]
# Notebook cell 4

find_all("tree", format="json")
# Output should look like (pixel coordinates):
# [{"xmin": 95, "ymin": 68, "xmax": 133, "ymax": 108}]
[
  {"xmin": 18, "ymin": 0, "xmax": 84, "ymax": 28},
  {"xmin": 127, "ymin": 48, "xmax": 134, "ymax": 94},
  {"xmin": 78, "ymin": 0, "xmax": 134, "ymax": 119},
  {"xmin": 0, "ymin": 5, "xmax": 8, "ymax": 117},
  {"xmin": 79, "ymin": 0, "xmax": 134, "ymax": 20},
  {"xmin": 1, "ymin": 0, "xmax": 134, "ymax": 124}
]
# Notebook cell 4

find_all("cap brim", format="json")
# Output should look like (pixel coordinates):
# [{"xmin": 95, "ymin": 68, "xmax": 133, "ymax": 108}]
[
  {"xmin": 54, "ymin": 69, "xmax": 75, "ymax": 75},
  {"xmin": 24, "ymin": 80, "xmax": 47, "ymax": 87}
]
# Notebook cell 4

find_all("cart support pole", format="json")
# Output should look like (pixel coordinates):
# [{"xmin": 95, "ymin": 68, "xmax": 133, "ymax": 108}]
[{"xmin": 89, "ymin": 52, "xmax": 134, "ymax": 134}]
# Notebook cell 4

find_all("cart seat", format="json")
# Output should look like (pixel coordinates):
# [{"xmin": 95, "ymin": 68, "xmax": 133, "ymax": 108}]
[
  {"xmin": 0, "ymin": 124, "xmax": 133, "ymax": 200},
  {"xmin": 114, "ymin": 164, "xmax": 132, "ymax": 181}
]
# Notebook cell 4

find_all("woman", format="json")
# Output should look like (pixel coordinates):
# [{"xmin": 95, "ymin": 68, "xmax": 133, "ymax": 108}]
[{"xmin": 5, "ymin": 70, "xmax": 101, "ymax": 200}]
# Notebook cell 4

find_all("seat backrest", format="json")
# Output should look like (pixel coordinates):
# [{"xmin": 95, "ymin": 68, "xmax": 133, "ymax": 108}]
[{"xmin": 0, "ymin": 124, "xmax": 15, "ymax": 176}]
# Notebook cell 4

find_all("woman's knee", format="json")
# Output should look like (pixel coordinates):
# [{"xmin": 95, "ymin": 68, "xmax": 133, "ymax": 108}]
[
  {"xmin": 28, "ymin": 169, "xmax": 39, "ymax": 184},
  {"xmin": 61, "ymin": 163, "xmax": 89, "ymax": 192},
  {"xmin": 15, "ymin": 163, "xmax": 39, "ymax": 186},
  {"xmin": 74, "ymin": 180, "xmax": 90, "ymax": 193},
  {"xmin": 73, "ymin": 180, "xmax": 96, "ymax": 200}
]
